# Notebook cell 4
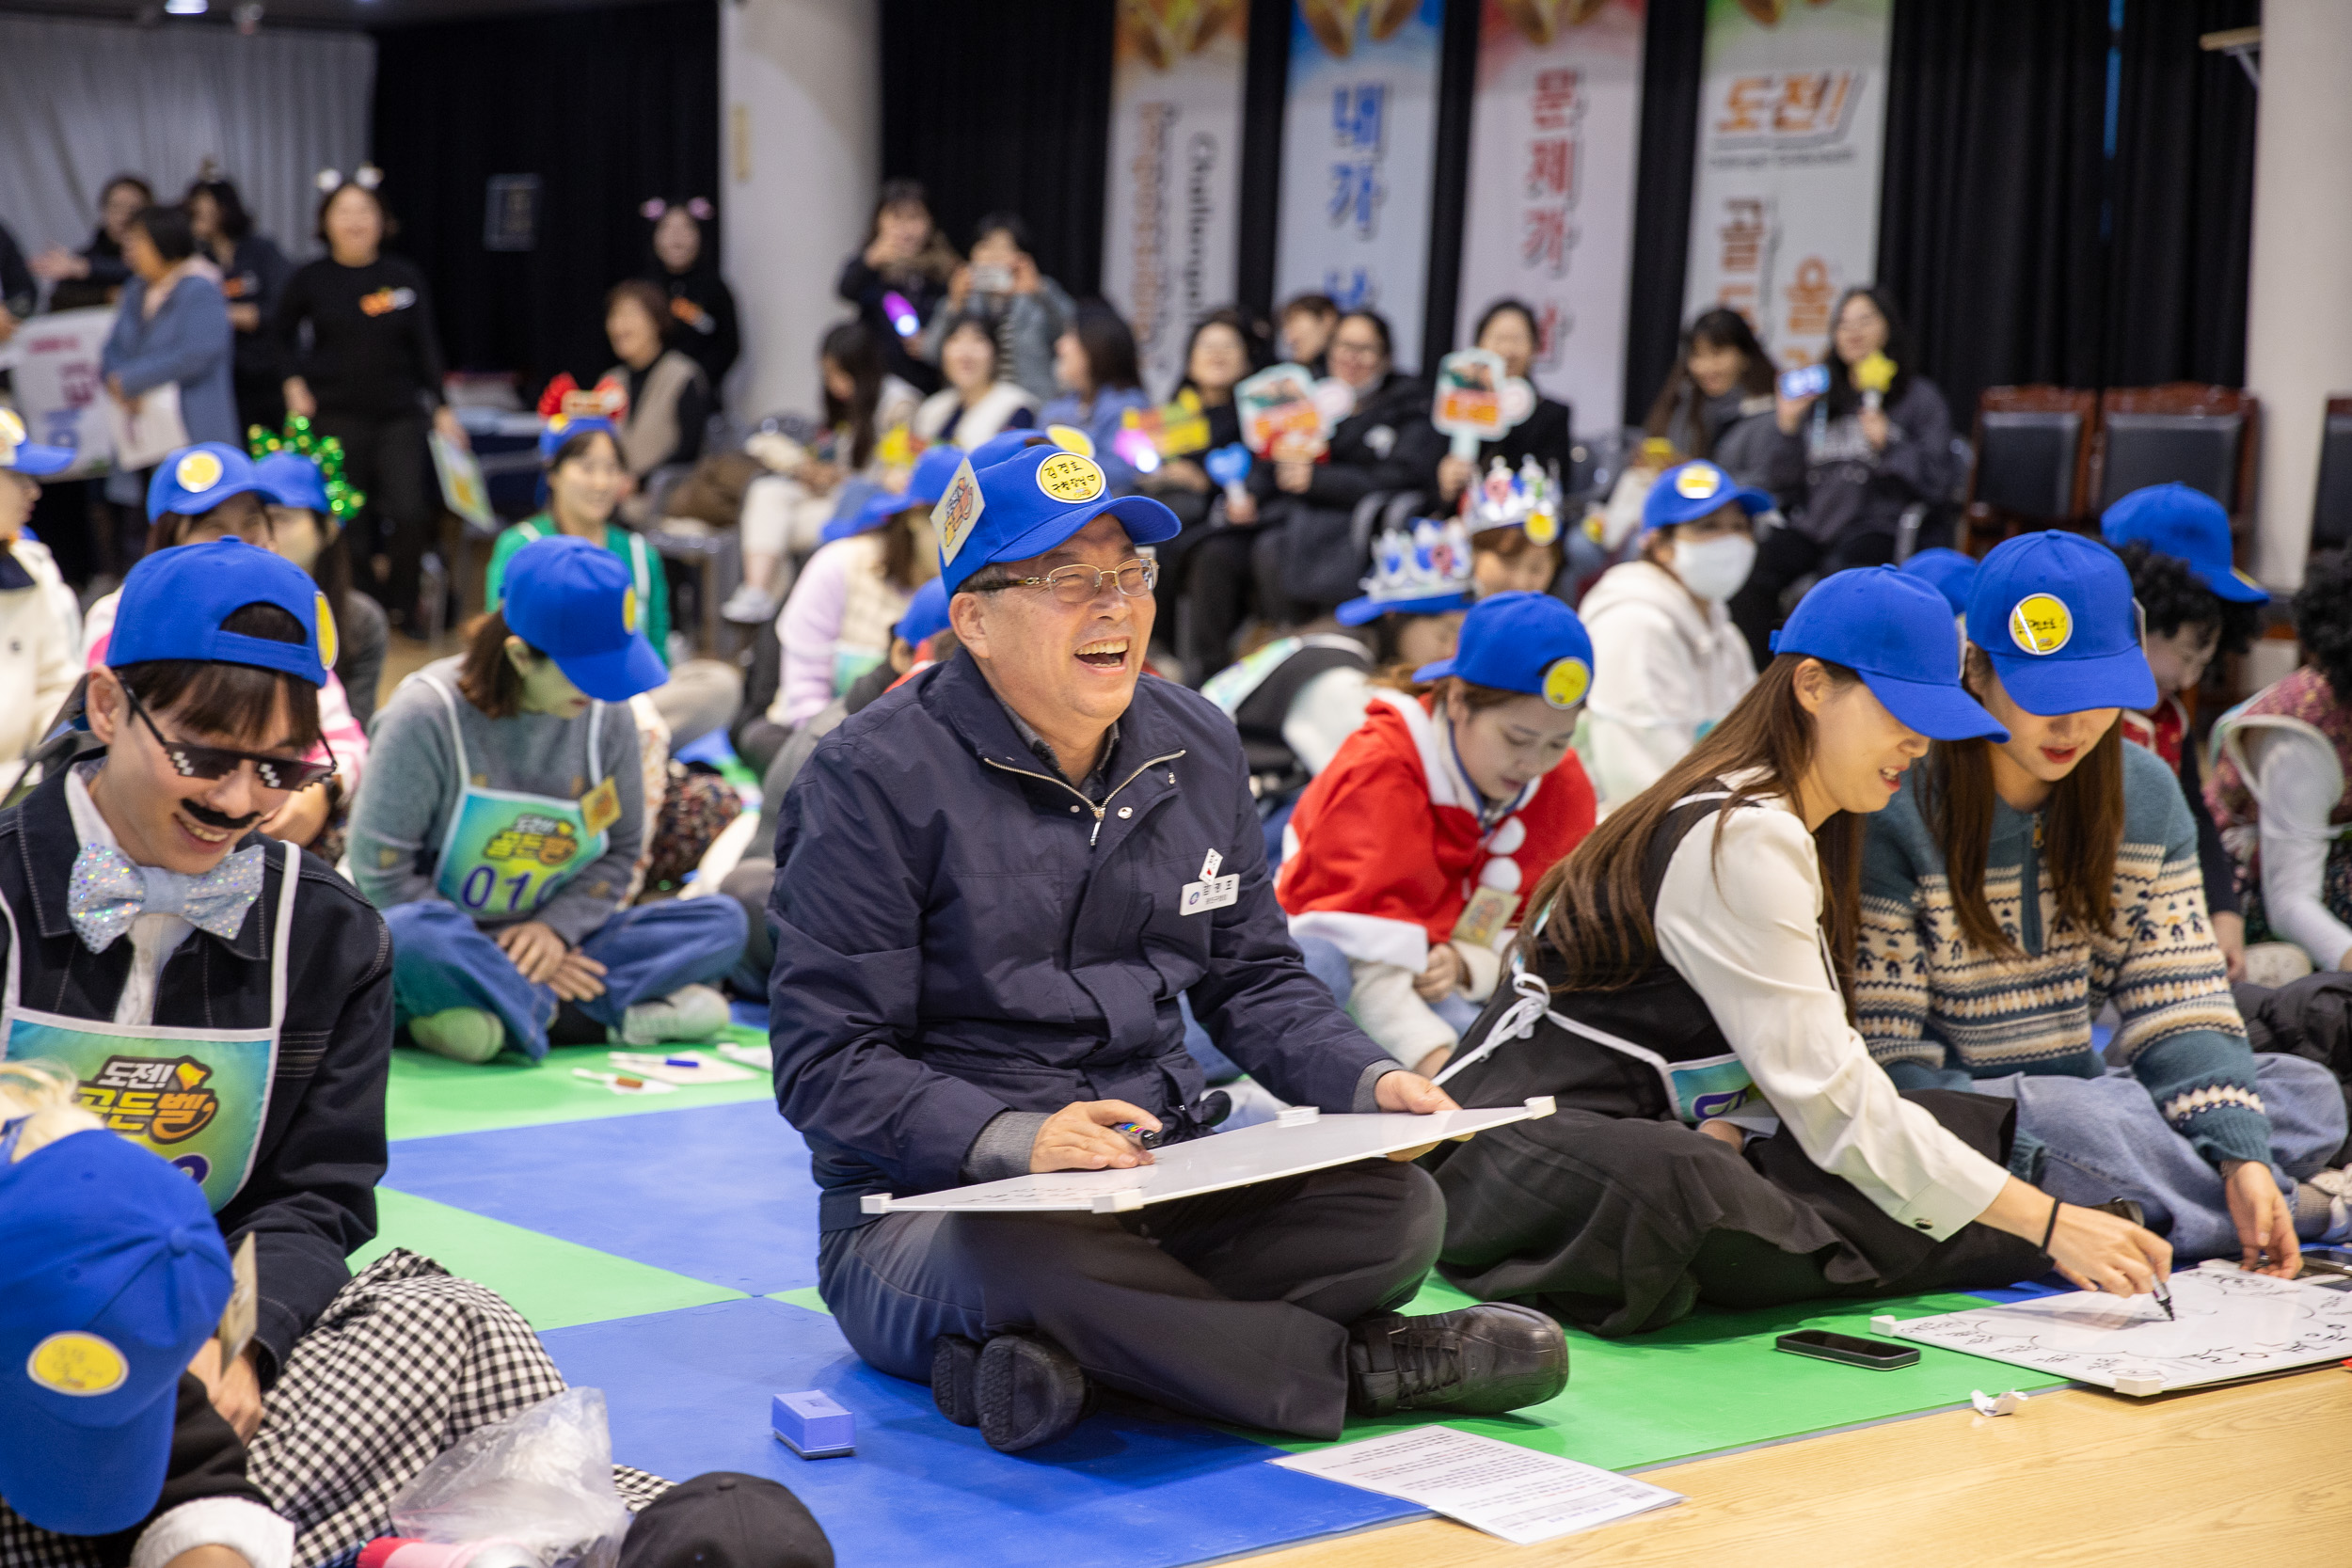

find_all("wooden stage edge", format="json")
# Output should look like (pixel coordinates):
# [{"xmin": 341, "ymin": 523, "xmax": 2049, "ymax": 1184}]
[{"xmin": 1242, "ymin": 1366, "xmax": 2352, "ymax": 1567}]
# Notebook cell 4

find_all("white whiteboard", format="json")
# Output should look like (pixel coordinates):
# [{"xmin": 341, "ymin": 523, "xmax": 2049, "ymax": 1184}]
[
  {"xmin": 1874, "ymin": 1266, "xmax": 2352, "ymax": 1397},
  {"xmin": 861, "ymin": 1099, "xmax": 1554, "ymax": 1215}
]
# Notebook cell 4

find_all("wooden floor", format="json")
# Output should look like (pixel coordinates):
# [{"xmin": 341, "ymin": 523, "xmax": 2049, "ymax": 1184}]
[{"xmin": 1248, "ymin": 1368, "xmax": 2352, "ymax": 1567}]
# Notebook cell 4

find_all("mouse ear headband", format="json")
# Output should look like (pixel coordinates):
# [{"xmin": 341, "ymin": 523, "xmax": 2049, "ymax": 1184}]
[
  {"xmin": 640, "ymin": 196, "xmax": 714, "ymax": 222},
  {"xmin": 316, "ymin": 165, "xmax": 384, "ymax": 193}
]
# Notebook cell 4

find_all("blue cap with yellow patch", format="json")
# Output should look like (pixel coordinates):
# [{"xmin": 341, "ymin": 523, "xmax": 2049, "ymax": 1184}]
[
  {"xmin": 1966, "ymin": 530, "xmax": 2155, "ymax": 715},
  {"xmin": 1643, "ymin": 460, "xmax": 1772, "ymax": 533},
  {"xmin": 0, "ymin": 408, "xmax": 73, "ymax": 477},
  {"xmin": 934, "ymin": 440, "xmax": 1180, "ymax": 597},
  {"xmin": 107, "ymin": 538, "xmax": 333, "ymax": 687},
  {"xmin": 501, "ymin": 533, "xmax": 667, "ymax": 702},
  {"xmin": 1411, "ymin": 590, "xmax": 1593, "ymax": 710},
  {"xmin": 145, "ymin": 443, "xmax": 269, "ymax": 523}
]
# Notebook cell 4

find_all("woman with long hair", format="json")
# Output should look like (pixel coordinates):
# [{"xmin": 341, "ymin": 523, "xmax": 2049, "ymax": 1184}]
[
  {"xmin": 1643, "ymin": 307, "xmax": 1778, "ymax": 469},
  {"xmin": 1434, "ymin": 298, "xmax": 1574, "ymax": 514},
  {"xmin": 910, "ymin": 314, "xmax": 1038, "ymax": 449},
  {"xmin": 1859, "ymin": 531, "xmax": 2349, "ymax": 1268},
  {"xmin": 1432, "ymin": 566, "xmax": 2169, "ymax": 1336},
  {"xmin": 1037, "ymin": 300, "xmax": 1150, "ymax": 491},
  {"xmin": 837, "ymin": 178, "xmax": 959, "ymax": 394}
]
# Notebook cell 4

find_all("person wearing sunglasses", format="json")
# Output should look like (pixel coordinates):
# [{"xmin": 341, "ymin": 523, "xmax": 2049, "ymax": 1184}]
[
  {"xmin": 765, "ymin": 435, "xmax": 1566, "ymax": 1456},
  {"xmin": 0, "ymin": 537, "xmax": 397, "ymax": 1450}
]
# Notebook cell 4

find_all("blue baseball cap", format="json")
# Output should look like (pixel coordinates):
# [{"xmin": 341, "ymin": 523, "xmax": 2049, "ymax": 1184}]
[
  {"xmin": 501, "ymin": 535, "xmax": 668, "ymax": 702},
  {"xmin": 1411, "ymin": 590, "xmax": 1593, "ymax": 709},
  {"xmin": 253, "ymin": 451, "xmax": 329, "ymax": 514},
  {"xmin": 109, "ymin": 539, "xmax": 332, "ymax": 687},
  {"xmin": 1643, "ymin": 460, "xmax": 1772, "ymax": 533},
  {"xmin": 0, "ymin": 1127, "xmax": 234, "ymax": 1536},
  {"xmin": 1899, "ymin": 547, "xmax": 1979, "ymax": 615},
  {"xmin": 896, "ymin": 577, "xmax": 950, "ymax": 646},
  {"xmin": 937, "ymin": 441, "xmax": 1180, "ymax": 596},
  {"xmin": 146, "ymin": 444, "xmax": 269, "ymax": 523},
  {"xmin": 965, "ymin": 427, "xmax": 1063, "ymax": 472},
  {"xmin": 539, "ymin": 413, "xmax": 619, "ymax": 466},
  {"xmin": 822, "ymin": 443, "xmax": 966, "ymax": 546},
  {"xmin": 0, "ymin": 408, "xmax": 73, "ymax": 477},
  {"xmin": 1967, "ymin": 530, "xmax": 2156, "ymax": 715},
  {"xmin": 1773, "ymin": 567, "xmax": 2007, "ymax": 740},
  {"xmin": 2101, "ymin": 483, "xmax": 2268, "ymax": 604}
]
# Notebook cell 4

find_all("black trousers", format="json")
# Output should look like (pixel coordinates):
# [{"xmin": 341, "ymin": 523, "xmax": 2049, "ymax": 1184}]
[
  {"xmin": 1180, "ymin": 522, "xmax": 1280, "ymax": 685},
  {"xmin": 1727, "ymin": 527, "xmax": 1898, "ymax": 671},
  {"xmin": 315, "ymin": 409, "xmax": 435, "ymax": 625},
  {"xmin": 818, "ymin": 1159, "xmax": 1444, "ymax": 1438}
]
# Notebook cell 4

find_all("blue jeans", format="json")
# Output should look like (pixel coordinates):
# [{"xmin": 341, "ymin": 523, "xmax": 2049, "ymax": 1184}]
[
  {"xmin": 1975, "ymin": 1054, "xmax": 2347, "ymax": 1263},
  {"xmin": 1181, "ymin": 933, "xmax": 1355, "ymax": 1085},
  {"xmin": 385, "ymin": 897, "xmax": 749, "ymax": 1060}
]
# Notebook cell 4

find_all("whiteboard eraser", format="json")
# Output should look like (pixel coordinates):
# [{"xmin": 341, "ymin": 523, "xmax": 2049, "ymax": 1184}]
[
  {"xmin": 859, "ymin": 1194, "xmax": 892, "ymax": 1214},
  {"xmin": 1089, "ymin": 1189, "xmax": 1146, "ymax": 1213},
  {"xmin": 1278, "ymin": 1106, "xmax": 1321, "ymax": 1126},
  {"xmin": 1523, "ymin": 1095, "xmax": 1556, "ymax": 1117},
  {"xmin": 2112, "ymin": 1372, "xmax": 2164, "ymax": 1397},
  {"xmin": 1870, "ymin": 1315, "xmax": 1900, "ymax": 1336}
]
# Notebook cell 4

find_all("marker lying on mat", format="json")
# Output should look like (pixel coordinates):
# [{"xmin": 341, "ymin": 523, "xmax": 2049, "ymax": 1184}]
[{"xmin": 573, "ymin": 1068, "xmax": 650, "ymax": 1091}]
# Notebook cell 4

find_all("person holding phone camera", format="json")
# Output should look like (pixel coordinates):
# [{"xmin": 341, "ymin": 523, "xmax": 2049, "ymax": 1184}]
[{"xmin": 918, "ymin": 212, "xmax": 1073, "ymax": 404}]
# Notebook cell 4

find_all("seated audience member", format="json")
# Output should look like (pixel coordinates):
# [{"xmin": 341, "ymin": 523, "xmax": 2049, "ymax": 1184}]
[
  {"xmin": 2210, "ymin": 547, "xmax": 2352, "ymax": 974},
  {"xmin": 250, "ymin": 426, "xmax": 389, "ymax": 731},
  {"xmin": 1037, "ymin": 301, "xmax": 1152, "ymax": 491},
  {"xmin": 1435, "ymin": 300, "xmax": 1573, "ymax": 515},
  {"xmin": 768, "ymin": 440, "xmax": 1567, "ymax": 1453},
  {"xmin": 2104, "ymin": 483, "xmax": 2266, "ymax": 980},
  {"xmin": 1899, "ymin": 546, "xmax": 1978, "ymax": 623},
  {"xmin": 912, "ymin": 315, "xmax": 1038, "ymax": 448},
  {"xmin": 728, "ymin": 321, "xmax": 922, "ymax": 625},
  {"xmin": 1641, "ymin": 307, "xmax": 1780, "ymax": 480},
  {"xmin": 1860, "ymin": 531, "xmax": 2348, "ymax": 1268},
  {"xmin": 1278, "ymin": 292, "xmax": 1339, "ymax": 375},
  {"xmin": 919, "ymin": 213, "xmax": 1072, "ymax": 404},
  {"xmin": 486, "ymin": 416, "xmax": 744, "ymax": 750},
  {"xmin": 645, "ymin": 198, "xmax": 742, "ymax": 400},
  {"xmin": 83, "ymin": 448, "xmax": 367, "ymax": 855},
  {"xmin": 1279, "ymin": 591, "xmax": 1597, "ymax": 1077},
  {"xmin": 1733, "ymin": 286, "xmax": 1957, "ymax": 667},
  {"xmin": 838, "ymin": 179, "xmax": 958, "ymax": 395},
  {"xmin": 1580, "ymin": 461, "xmax": 1767, "ymax": 806},
  {"xmin": 603, "ymin": 279, "xmax": 714, "ymax": 522},
  {"xmin": 0, "ymin": 418, "xmax": 78, "ymax": 796},
  {"xmin": 1141, "ymin": 309, "xmax": 1260, "ymax": 605},
  {"xmin": 1463, "ymin": 456, "xmax": 1566, "ymax": 597},
  {"xmin": 1435, "ymin": 568, "xmax": 2143, "ymax": 1336},
  {"xmin": 352, "ymin": 537, "xmax": 746, "ymax": 1064}
]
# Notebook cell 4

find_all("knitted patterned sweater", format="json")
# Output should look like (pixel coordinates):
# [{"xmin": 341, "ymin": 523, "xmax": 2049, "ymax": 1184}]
[{"xmin": 1855, "ymin": 740, "xmax": 2270, "ymax": 1171}]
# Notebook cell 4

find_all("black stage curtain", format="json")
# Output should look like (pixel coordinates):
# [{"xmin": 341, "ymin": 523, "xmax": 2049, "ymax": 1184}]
[
  {"xmin": 1236, "ymin": 0, "xmax": 1295, "ymax": 323},
  {"xmin": 1420, "ymin": 0, "xmax": 1483, "ymax": 375},
  {"xmin": 878, "ymin": 0, "xmax": 1115, "ymax": 299},
  {"xmin": 370, "ymin": 0, "xmax": 719, "ymax": 394},
  {"xmin": 1619, "ymin": 0, "xmax": 1706, "ymax": 433}
]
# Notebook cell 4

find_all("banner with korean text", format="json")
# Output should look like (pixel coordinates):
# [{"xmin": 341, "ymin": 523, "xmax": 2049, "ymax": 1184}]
[
  {"xmin": 7, "ymin": 308, "xmax": 115, "ymax": 479},
  {"xmin": 1103, "ymin": 0, "xmax": 1250, "ymax": 400},
  {"xmin": 1454, "ymin": 0, "xmax": 1645, "ymax": 430},
  {"xmin": 1681, "ymin": 0, "xmax": 1891, "ymax": 370},
  {"xmin": 1276, "ymin": 0, "xmax": 1446, "ymax": 371}
]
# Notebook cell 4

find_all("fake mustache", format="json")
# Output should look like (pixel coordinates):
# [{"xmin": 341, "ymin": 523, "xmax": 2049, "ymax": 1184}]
[{"xmin": 182, "ymin": 799, "xmax": 262, "ymax": 832}]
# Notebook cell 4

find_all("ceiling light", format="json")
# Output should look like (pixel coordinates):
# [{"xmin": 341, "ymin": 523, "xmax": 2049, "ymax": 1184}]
[{"xmin": 164, "ymin": 0, "xmax": 208, "ymax": 13}]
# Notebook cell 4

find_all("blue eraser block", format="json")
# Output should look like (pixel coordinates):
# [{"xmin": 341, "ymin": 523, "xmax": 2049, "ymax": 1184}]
[{"xmin": 771, "ymin": 1390, "xmax": 855, "ymax": 1457}]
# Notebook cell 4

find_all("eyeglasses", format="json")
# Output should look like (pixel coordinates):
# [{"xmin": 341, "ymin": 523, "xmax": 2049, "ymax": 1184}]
[
  {"xmin": 119, "ymin": 682, "xmax": 338, "ymax": 793},
  {"xmin": 982, "ymin": 558, "xmax": 1158, "ymax": 607}
]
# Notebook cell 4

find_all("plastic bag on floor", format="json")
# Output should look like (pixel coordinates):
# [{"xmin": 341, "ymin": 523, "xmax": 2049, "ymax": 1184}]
[{"xmin": 389, "ymin": 1387, "xmax": 631, "ymax": 1568}]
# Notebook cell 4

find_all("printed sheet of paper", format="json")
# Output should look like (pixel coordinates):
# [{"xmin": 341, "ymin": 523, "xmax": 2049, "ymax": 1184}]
[
  {"xmin": 1877, "ymin": 1267, "xmax": 2352, "ymax": 1396},
  {"xmin": 1273, "ymin": 1426, "xmax": 1682, "ymax": 1546},
  {"xmin": 864, "ymin": 1101, "xmax": 1551, "ymax": 1215}
]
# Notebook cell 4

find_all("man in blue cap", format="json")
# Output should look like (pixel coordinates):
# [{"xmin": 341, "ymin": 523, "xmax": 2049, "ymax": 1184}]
[{"xmin": 768, "ymin": 435, "xmax": 1567, "ymax": 1454}]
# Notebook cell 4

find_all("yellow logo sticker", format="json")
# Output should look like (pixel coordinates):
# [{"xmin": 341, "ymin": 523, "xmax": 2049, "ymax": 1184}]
[
  {"xmin": 27, "ymin": 1331, "xmax": 127, "ymax": 1397},
  {"xmin": 620, "ymin": 585, "xmax": 638, "ymax": 635},
  {"xmin": 313, "ymin": 591, "xmax": 339, "ymax": 672},
  {"xmin": 0, "ymin": 407, "xmax": 24, "ymax": 458},
  {"xmin": 580, "ymin": 775, "xmax": 622, "ymax": 837},
  {"xmin": 1674, "ymin": 464, "xmax": 1721, "ymax": 500},
  {"xmin": 1542, "ymin": 656, "xmax": 1591, "ymax": 710},
  {"xmin": 1525, "ymin": 509, "xmax": 1560, "ymax": 547},
  {"xmin": 1044, "ymin": 424, "xmax": 1096, "ymax": 459},
  {"xmin": 934, "ymin": 458, "xmax": 984, "ymax": 567},
  {"xmin": 1037, "ymin": 452, "xmax": 1107, "ymax": 505},
  {"xmin": 2008, "ymin": 593, "xmax": 2073, "ymax": 656},
  {"xmin": 175, "ymin": 450, "xmax": 224, "ymax": 496}
]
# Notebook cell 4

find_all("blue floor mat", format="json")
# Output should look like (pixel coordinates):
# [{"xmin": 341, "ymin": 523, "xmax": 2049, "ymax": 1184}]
[
  {"xmin": 729, "ymin": 999, "xmax": 770, "ymax": 1030},
  {"xmin": 543, "ymin": 1296, "xmax": 1422, "ymax": 1568},
  {"xmin": 387, "ymin": 1101, "xmax": 819, "ymax": 1294}
]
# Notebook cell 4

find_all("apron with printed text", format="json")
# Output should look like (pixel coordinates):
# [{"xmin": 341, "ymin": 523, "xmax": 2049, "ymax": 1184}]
[{"xmin": 423, "ymin": 676, "xmax": 614, "ymax": 920}]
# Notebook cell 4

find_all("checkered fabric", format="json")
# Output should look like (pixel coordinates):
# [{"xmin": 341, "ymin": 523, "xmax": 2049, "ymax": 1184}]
[{"xmin": 0, "ymin": 1250, "xmax": 670, "ymax": 1568}]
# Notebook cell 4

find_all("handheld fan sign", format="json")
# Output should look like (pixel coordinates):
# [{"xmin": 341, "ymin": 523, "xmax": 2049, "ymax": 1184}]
[
  {"xmin": 1432, "ymin": 347, "xmax": 1536, "ymax": 462},
  {"xmin": 1125, "ymin": 388, "xmax": 1215, "ymax": 459},
  {"xmin": 1235, "ymin": 363, "xmax": 1334, "ymax": 464},
  {"xmin": 1853, "ymin": 351, "xmax": 1897, "ymax": 412}
]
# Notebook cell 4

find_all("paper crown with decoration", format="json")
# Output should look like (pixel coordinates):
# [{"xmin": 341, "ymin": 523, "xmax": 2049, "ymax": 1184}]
[
  {"xmin": 1338, "ymin": 515, "xmax": 1477, "ymax": 626},
  {"xmin": 246, "ymin": 415, "xmax": 366, "ymax": 524},
  {"xmin": 536, "ymin": 374, "xmax": 627, "ymax": 462},
  {"xmin": 1466, "ymin": 456, "xmax": 1562, "ymax": 548}
]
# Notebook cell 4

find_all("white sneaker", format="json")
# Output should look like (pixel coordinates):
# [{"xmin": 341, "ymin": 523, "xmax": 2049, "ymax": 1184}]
[
  {"xmin": 722, "ymin": 584, "xmax": 779, "ymax": 625},
  {"xmin": 617, "ymin": 983, "xmax": 732, "ymax": 1047}
]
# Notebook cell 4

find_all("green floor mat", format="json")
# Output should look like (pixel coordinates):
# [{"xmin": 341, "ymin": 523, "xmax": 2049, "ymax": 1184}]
[
  {"xmin": 1266, "ymin": 1275, "xmax": 2066, "ymax": 1471},
  {"xmin": 771, "ymin": 1286, "xmax": 830, "ymax": 1315},
  {"xmin": 386, "ymin": 1026, "xmax": 773, "ymax": 1140},
  {"xmin": 356, "ymin": 1189, "xmax": 747, "ymax": 1330}
]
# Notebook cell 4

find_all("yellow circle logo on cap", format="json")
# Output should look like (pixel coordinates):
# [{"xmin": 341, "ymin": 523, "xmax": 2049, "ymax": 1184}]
[
  {"xmin": 1044, "ymin": 424, "xmax": 1096, "ymax": 459},
  {"xmin": 1525, "ymin": 509, "xmax": 1560, "ymax": 547},
  {"xmin": 2008, "ymin": 593, "xmax": 2073, "ymax": 656},
  {"xmin": 1674, "ymin": 465, "xmax": 1722, "ymax": 500},
  {"xmin": 1542, "ymin": 656, "xmax": 1591, "ymax": 710},
  {"xmin": 175, "ymin": 450, "xmax": 224, "ymax": 496},
  {"xmin": 621, "ymin": 585, "xmax": 638, "ymax": 635},
  {"xmin": 1037, "ymin": 452, "xmax": 1107, "ymax": 505},
  {"xmin": 27, "ymin": 1331, "xmax": 127, "ymax": 1397},
  {"xmin": 313, "ymin": 591, "xmax": 339, "ymax": 671},
  {"xmin": 0, "ymin": 409, "xmax": 24, "ymax": 447}
]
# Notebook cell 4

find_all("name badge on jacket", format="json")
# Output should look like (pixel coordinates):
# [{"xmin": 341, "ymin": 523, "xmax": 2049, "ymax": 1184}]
[{"xmin": 1183, "ymin": 847, "xmax": 1237, "ymax": 915}]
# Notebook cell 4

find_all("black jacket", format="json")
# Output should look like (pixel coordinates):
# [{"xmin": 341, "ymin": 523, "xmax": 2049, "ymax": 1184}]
[
  {"xmin": 1248, "ymin": 371, "xmax": 1446, "ymax": 511},
  {"xmin": 835, "ymin": 254, "xmax": 942, "ymax": 395},
  {"xmin": 0, "ymin": 764, "xmax": 393, "ymax": 1381},
  {"xmin": 1472, "ymin": 392, "xmax": 1573, "ymax": 480}
]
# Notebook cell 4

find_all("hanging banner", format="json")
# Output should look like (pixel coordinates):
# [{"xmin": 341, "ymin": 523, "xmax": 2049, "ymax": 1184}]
[
  {"xmin": 1103, "ymin": 0, "xmax": 1250, "ymax": 401},
  {"xmin": 6, "ymin": 307, "xmax": 115, "ymax": 479},
  {"xmin": 1275, "ymin": 0, "xmax": 1445, "ymax": 371},
  {"xmin": 1454, "ymin": 0, "xmax": 1645, "ymax": 431},
  {"xmin": 1681, "ymin": 0, "xmax": 1891, "ymax": 371}
]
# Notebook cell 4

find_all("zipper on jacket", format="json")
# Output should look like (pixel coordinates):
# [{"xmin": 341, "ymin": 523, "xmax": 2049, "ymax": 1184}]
[
  {"xmin": 983, "ymin": 750, "xmax": 1187, "ymax": 847},
  {"xmin": 2023, "ymin": 816, "xmax": 2043, "ymax": 956}
]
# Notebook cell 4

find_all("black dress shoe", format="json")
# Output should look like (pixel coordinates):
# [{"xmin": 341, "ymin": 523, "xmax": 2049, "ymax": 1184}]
[
  {"xmin": 976, "ymin": 1332, "xmax": 1096, "ymax": 1452},
  {"xmin": 1346, "ymin": 1303, "xmax": 1569, "ymax": 1418},
  {"xmin": 931, "ymin": 1334, "xmax": 982, "ymax": 1427}
]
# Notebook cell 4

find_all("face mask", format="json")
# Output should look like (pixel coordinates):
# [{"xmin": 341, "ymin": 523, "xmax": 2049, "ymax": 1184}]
[{"xmin": 1668, "ymin": 533, "xmax": 1757, "ymax": 602}]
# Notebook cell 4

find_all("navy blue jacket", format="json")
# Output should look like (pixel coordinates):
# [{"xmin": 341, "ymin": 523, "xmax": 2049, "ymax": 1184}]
[{"xmin": 768, "ymin": 650, "xmax": 1397, "ymax": 1228}]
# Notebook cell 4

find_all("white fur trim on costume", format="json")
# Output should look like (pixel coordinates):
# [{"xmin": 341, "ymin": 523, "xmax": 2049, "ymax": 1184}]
[
  {"xmin": 1487, "ymin": 816, "xmax": 1527, "ymax": 855},
  {"xmin": 1479, "ymin": 858, "xmax": 1522, "ymax": 894},
  {"xmin": 133, "ymin": 1497, "xmax": 295, "ymax": 1568},
  {"xmin": 1366, "ymin": 688, "xmax": 1477, "ymax": 813},
  {"xmin": 1290, "ymin": 908, "xmax": 1430, "ymax": 970}
]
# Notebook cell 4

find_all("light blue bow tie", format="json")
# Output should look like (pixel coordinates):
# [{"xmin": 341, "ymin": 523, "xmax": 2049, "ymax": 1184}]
[{"xmin": 67, "ymin": 842, "xmax": 266, "ymax": 954}]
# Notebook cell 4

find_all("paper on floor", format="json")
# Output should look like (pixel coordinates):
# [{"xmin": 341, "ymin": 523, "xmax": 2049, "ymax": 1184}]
[
  {"xmin": 1969, "ymin": 1388, "xmax": 2028, "ymax": 1417},
  {"xmin": 605, "ymin": 1051, "xmax": 757, "ymax": 1085},
  {"xmin": 1271, "ymin": 1426, "xmax": 1682, "ymax": 1546}
]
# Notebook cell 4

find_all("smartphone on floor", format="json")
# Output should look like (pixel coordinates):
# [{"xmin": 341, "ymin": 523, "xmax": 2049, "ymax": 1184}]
[{"xmin": 1774, "ymin": 1329, "xmax": 1919, "ymax": 1370}]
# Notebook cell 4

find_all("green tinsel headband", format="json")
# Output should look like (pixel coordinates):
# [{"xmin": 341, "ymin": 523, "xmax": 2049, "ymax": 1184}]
[{"xmin": 246, "ymin": 414, "xmax": 369, "ymax": 525}]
